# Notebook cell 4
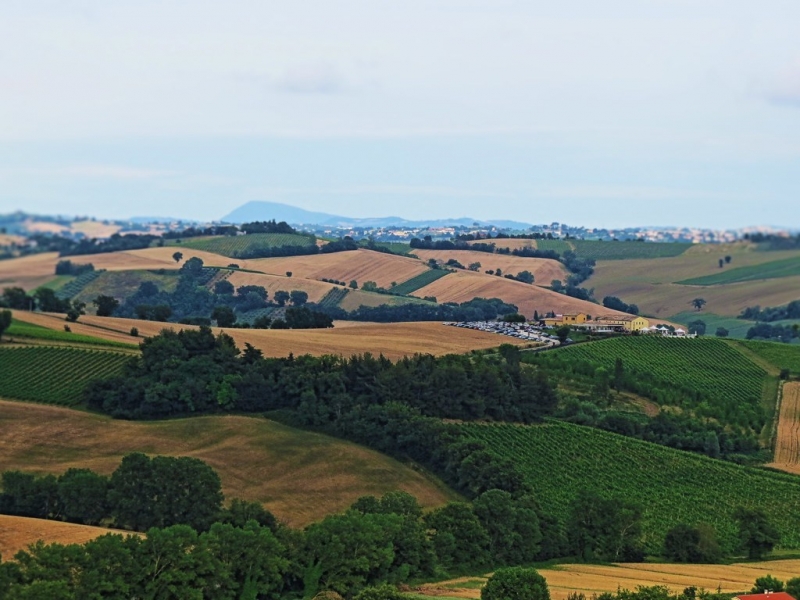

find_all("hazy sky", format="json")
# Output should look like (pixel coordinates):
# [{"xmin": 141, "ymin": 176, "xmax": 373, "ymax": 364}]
[{"xmin": 1, "ymin": 1, "xmax": 799, "ymax": 228}]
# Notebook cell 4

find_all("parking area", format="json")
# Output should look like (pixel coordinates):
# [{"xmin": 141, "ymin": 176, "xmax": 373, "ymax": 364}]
[{"xmin": 444, "ymin": 321, "xmax": 561, "ymax": 346}]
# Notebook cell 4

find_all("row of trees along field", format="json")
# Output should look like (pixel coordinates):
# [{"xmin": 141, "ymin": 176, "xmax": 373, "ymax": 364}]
[{"xmin": 0, "ymin": 452, "xmax": 785, "ymax": 599}]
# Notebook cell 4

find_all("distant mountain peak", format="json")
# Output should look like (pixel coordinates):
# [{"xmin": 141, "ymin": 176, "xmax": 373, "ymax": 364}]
[{"xmin": 220, "ymin": 201, "xmax": 533, "ymax": 229}]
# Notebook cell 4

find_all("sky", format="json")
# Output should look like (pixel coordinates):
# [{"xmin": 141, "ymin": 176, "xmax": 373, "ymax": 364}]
[{"xmin": 0, "ymin": 1, "xmax": 799, "ymax": 229}]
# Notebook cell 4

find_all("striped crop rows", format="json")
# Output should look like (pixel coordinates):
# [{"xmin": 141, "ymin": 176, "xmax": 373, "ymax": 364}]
[
  {"xmin": 460, "ymin": 421, "xmax": 800, "ymax": 552},
  {"xmin": 528, "ymin": 337, "xmax": 768, "ymax": 430},
  {"xmin": 0, "ymin": 347, "xmax": 129, "ymax": 406}
]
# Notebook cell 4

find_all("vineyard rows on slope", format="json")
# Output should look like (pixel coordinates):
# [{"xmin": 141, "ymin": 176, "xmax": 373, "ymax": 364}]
[
  {"xmin": 460, "ymin": 421, "xmax": 800, "ymax": 553},
  {"xmin": 526, "ymin": 337, "xmax": 769, "ymax": 430},
  {"xmin": 0, "ymin": 347, "xmax": 130, "ymax": 406}
]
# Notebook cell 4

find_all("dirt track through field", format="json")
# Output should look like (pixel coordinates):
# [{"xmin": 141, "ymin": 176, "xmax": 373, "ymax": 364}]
[{"xmin": 769, "ymin": 382, "xmax": 800, "ymax": 475}]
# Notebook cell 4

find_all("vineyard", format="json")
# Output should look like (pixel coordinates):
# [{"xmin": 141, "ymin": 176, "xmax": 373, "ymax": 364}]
[
  {"xmin": 525, "ymin": 337, "xmax": 770, "ymax": 430},
  {"xmin": 0, "ymin": 347, "xmax": 130, "ymax": 406},
  {"xmin": 569, "ymin": 240, "xmax": 692, "ymax": 260},
  {"xmin": 460, "ymin": 420, "xmax": 800, "ymax": 552},
  {"xmin": 533, "ymin": 239, "xmax": 572, "ymax": 253},
  {"xmin": 55, "ymin": 269, "xmax": 104, "ymax": 300},
  {"xmin": 679, "ymin": 256, "xmax": 800, "ymax": 285},
  {"xmin": 391, "ymin": 269, "xmax": 452, "ymax": 295},
  {"xmin": 176, "ymin": 233, "xmax": 317, "ymax": 257},
  {"xmin": 5, "ymin": 319, "xmax": 132, "ymax": 348},
  {"xmin": 736, "ymin": 340, "xmax": 800, "ymax": 375},
  {"xmin": 317, "ymin": 287, "xmax": 349, "ymax": 308}
]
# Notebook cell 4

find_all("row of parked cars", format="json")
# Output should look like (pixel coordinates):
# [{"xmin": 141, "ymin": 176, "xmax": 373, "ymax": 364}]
[{"xmin": 444, "ymin": 321, "xmax": 562, "ymax": 345}]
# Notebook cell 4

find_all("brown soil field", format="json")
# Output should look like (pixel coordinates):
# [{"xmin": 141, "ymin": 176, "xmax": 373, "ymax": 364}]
[
  {"xmin": 247, "ymin": 249, "xmax": 429, "ymax": 289},
  {"xmin": 0, "ymin": 399, "xmax": 459, "ymax": 528},
  {"xmin": 0, "ymin": 515, "xmax": 139, "ymax": 559},
  {"xmin": 768, "ymin": 382, "xmax": 800, "ymax": 475},
  {"xmin": 0, "ymin": 234, "xmax": 25, "ymax": 246},
  {"xmin": 0, "ymin": 252, "xmax": 63, "ymax": 289},
  {"xmin": 418, "ymin": 559, "xmax": 800, "ymax": 599},
  {"xmin": 411, "ymin": 270, "xmax": 628, "ymax": 320},
  {"xmin": 226, "ymin": 271, "xmax": 336, "ymax": 303},
  {"xmin": 11, "ymin": 312, "xmax": 525, "ymax": 360},
  {"xmin": 410, "ymin": 250, "xmax": 567, "ymax": 286}
]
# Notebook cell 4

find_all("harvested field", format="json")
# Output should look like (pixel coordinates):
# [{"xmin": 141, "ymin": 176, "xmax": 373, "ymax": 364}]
[
  {"xmin": 589, "ymin": 276, "xmax": 800, "ymax": 319},
  {"xmin": 69, "ymin": 220, "xmax": 122, "ymax": 238},
  {"xmin": 410, "ymin": 250, "xmax": 567, "ymax": 286},
  {"xmin": 0, "ymin": 252, "xmax": 62, "ymax": 289},
  {"xmin": 0, "ymin": 515, "xmax": 138, "ymax": 559},
  {"xmin": 12, "ymin": 313, "xmax": 526, "ymax": 360},
  {"xmin": 411, "ymin": 270, "xmax": 628, "ymax": 319},
  {"xmin": 247, "ymin": 249, "xmax": 429, "ymax": 289},
  {"xmin": 226, "ymin": 271, "xmax": 336, "ymax": 303},
  {"xmin": 769, "ymin": 382, "xmax": 800, "ymax": 475},
  {"xmin": 0, "ymin": 399, "xmax": 458, "ymax": 528},
  {"xmin": 417, "ymin": 559, "xmax": 800, "ymax": 599}
]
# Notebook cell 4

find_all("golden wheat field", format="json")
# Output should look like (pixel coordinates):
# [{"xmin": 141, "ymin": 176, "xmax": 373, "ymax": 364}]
[
  {"xmin": 10, "ymin": 311, "xmax": 526, "ymax": 360},
  {"xmin": 0, "ymin": 515, "xmax": 139, "ymax": 559},
  {"xmin": 768, "ymin": 382, "xmax": 800, "ymax": 475},
  {"xmin": 247, "ymin": 249, "xmax": 429, "ymax": 289},
  {"xmin": 410, "ymin": 250, "xmax": 568, "ymax": 286},
  {"xmin": 411, "ymin": 270, "xmax": 627, "ymax": 319},
  {"xmin": 417, "ymin": 560, "xmax": 800, "ymax": 600},
  {"xmin": 225, "ymin": 270, "xmax": 337, "ymax": 303},
  {"xmin": 0, "ymin": 399, "xmax": 459, "ymax": 528}
]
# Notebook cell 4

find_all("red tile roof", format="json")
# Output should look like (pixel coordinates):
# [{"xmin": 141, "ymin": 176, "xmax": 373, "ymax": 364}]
[{"xmin": 735, "ymin": 594, "xmax": 795, "ymax": 600}]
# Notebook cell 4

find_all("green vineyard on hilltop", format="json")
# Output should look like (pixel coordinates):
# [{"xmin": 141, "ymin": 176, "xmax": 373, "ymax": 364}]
[
  {"xmin": 525, "ymin": 337, "xmax": 769, "ymax": 430},
  {"xmin": 736, "ymin": 340, "xmax": 800, "ymax": 375},
  {"xmin": 392, "ymin": 269, "xmax": 451, "ymax": 295},
  {"xmin": 460, "ymin": 421, "xmax": 800, "ymax": 553},
  {"xmin": 174, "ymin": 233, "xmax": 317, "ymax": 257},
  {"xmin": 0, "ymin": 347, "xmax": 130, "ymax": 406},
  {"xmin": 569, "ymin": 240, "xmax": 692, "ymax": 260}
]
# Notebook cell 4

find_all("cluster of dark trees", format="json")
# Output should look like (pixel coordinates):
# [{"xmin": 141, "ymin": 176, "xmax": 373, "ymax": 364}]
[
  {"xmin": 746, "ymin": 323, "xmax": 799, "ymax": 343},
  {"xmin": 106, "ymin": 257, "xmax": 330, "ymax": 329},
  {"xmin": 54, "ymin": 260, "xmax": 95, "ymax": 276},
  {"xmin": 741, "ymin": 300, "xmax": 800, "ymax": 322},
  {"xmin": 527, "ymin": 354, "xmax": 764, "ymax": 459},
  {"xmin": 745, "ymin": 232, "xmax": 800, "ymax": 250},
  {"xmin": 60, "ymin": 233, "xmax": 161, "ymax": 257},
  {"xmin": 85, "ymin": 328, "xmax": 557, "ymax": 426},
  {"xmin": 317, "ymin": 297, "xmax": 518, "ymax": 323},
  {"xmin": 0, "ymin": 454, "xmax": 223, "ymax": 532},
  {"xmin": 550, "ymin": 279, "xmax": 595, "ymax": 302},
  {"xmin": 232, "ymin": 235, "xmax": 358, "ymax": 260},
  {"xmin": 0, "ymin": 286, "xmax": 86, "ymax": 322},
  {"xmin": 602, "ymin": 296, "xmax": 640, "ymax": 315}
]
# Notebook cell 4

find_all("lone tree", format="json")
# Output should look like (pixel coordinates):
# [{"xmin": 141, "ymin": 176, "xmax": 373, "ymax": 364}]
[
  {"xmin": 274, "ymin": 290, "xmax": 290, "ymax": 307},
  {"xmin": 735, "ymin": 507, "xmax": 780, "ymax": 559},
  {"xmin": 0, "ymin": 309, "xmax": 11, "ymax": 341},
  {"xmin": 93, "ymin": 295, "xmax": 119, "ymax": 317},
  {"xmin": 172, "ymin": 251, "xmax": 183, "ymax": 263},
  {"xmin": 690, "ymin": 298, "xmax": 707, "ymax": 311},
  {"xmin": 481, "ymin": 567, "xmax": 550, "ymax": 600},
  {"xmin": 290, "ymin": 290, "xmax": 309, "ymax": 306}
]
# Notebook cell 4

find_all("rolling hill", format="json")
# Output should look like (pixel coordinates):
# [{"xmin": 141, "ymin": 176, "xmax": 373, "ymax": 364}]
[
  {"xmin": 0, "ymin": 515, "xmax": 139, "ymax": 560},
  {"xmin": 410, "ymin": 249, "xmax": 568, "ymax": 285},
  {"xmin": 0, "ymin": 399, "xmax": 459, "ymax": 528},
  {"xmin": 10, "ymin": 311, "xmax": 528, "ymax": 361}
]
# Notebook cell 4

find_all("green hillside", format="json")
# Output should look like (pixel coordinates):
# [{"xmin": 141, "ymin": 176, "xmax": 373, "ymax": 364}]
[
  {"xmin": 678, "ymin": 256, "xmax": 800, "ymax": 285},
  {"xmin": 173, "ymin": 233, "xmax": 317, "ymax": 257},
  {"xmin": 524, "ymin": 337, "xmax": 771, "ymax": 431},
  {"xmin": 735, "ymin": 340, "xmax": 800, "ymax": 375},
  {"xmin": 5, "ymin": 320, "xmax": 133, "ymax": 349},
  {"xmin": 570, "ymin": 240, "xmax": 692, "ymax": 260},
  {"xmin": 392, "ymin": 269, "xmax": 451, "ymax": 295},
  {"xmin": 0, "ymin": 347, "xmax": 130, "ymax": 406},
  {"xmin": 461, "ymin": 420, "xmax": 800, "ymax": 553}
]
